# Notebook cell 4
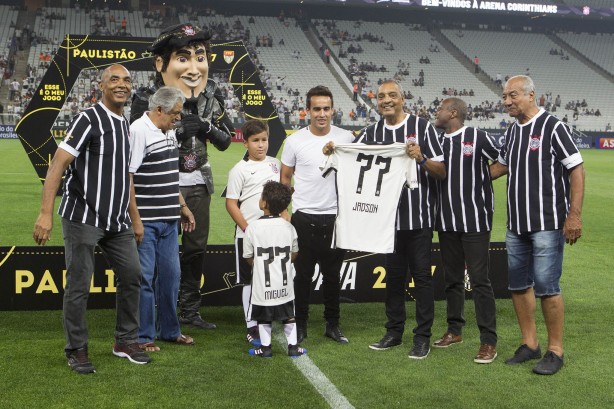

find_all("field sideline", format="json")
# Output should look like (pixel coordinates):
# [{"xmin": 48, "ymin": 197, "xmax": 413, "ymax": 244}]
[{"xmin": 1, "ymin": 140, "xmax": 613, "ymax": 408}]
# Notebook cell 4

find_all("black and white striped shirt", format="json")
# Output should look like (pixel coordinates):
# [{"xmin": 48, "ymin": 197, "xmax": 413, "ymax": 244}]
[
  {"xmin": 437, "ymin": 126, "xmax": 500, "ymax": 232},
  {"xmin": 58, "ymin": 102, "xmax": 131, "ymax": 232},
  {"xmin": 129, "ymin": 113, "xmax": 180, "ymax": 222},
  {"xmin": 498, "ymin": 109, "xmax": 583, "ymax": 233},
  {"xmin": 355, "ymin": 114, "xmax": 444, "ymax": 230}
]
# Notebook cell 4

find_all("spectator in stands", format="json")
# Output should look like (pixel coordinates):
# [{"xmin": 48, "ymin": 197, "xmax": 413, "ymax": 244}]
[
  {"xmin": 496, "ymin": 73, "xmax": 502, "ymax": 87},
  {"xmin": 491, "ymin": 75, "xmax": 584, "ymax": 376},
  {"xmin": 606, "ymin": 123, "xmax": 612, "ymax": 132},
  {"xmin": 131, "ymin": 23, "xmax": 234, "ymax": 331},
  {"xmin": 474, "ymin": 56, "xmax": 480, "ymax": 73}
]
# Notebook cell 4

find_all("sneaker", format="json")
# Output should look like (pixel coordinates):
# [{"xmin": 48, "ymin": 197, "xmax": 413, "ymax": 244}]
[
  {"xmin": 433, "ymin": 331, "xmax": 463, "ymax": 348},
  {"xmin": 113, "ymin": 342, "xmax": 152, "ymax": 364},
  {"xmin": 533, "ymin": 351, "xmax": 564, "ymax": 375},
  {"xmin": 66, "ymin": 347, "xmax": 96, "ymax": 374},
  {"xmin": 249, "ymin": 345, "xmax": 272, "ymax": 358},
  {"xmin": 288, "ymin": 344, "xmax": 308, "ymax": 358},
  {"xmin": 474, "ymin": 344, "xmax": 497, "ymax": 364},
  {"xmin": 408, "ymin": 342, "xmax": 430, "ymax": 360},
  {"xmin": 297, "ymin": 322, "xmax": 307, "ymax": 344},
  {"xmin": 505, "ymin": 344, "xmax": 542, "ymax": 365},
  {"xmin": 369, "ymin": 335, "xmax": 402, "ymax": 351},
  {"xmin": 179, "ymin": 314, "xmax": 217, "ymax": 329},
  {"xmin": 246, "ymin": 326, "xmax": 261, "ymax": 347},
  {"xmin": 325, "ymin": 323, "xmax": 349, "ymax": 344}
]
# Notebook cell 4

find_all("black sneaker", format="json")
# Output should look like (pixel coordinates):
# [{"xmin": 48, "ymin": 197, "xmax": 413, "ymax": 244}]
[
  {"xmin": 505, "ymin": 344, "xmax": 542, "ymax": 365},
  {"xmin": 532, "ymin": 351, "xmax": 564, "ymax": 375},
  {"xmin": 179, "ymin": 314, "xmax": 217, "ymax": 329},
  {"xmin": 246, "ymin": 326, "xmax": 261, "ymax": 347},
  {"xmin": 325, "ymin": 323, "xmax": 349, "ymax": 344},
  {"xmin": 66, "ymin": 347, "xmax": 96, "ymax": 374},
  {"xmin": 408, "ymin": 342, "xmax": 430, "ymax": 360},
  {"xmin": 113, "ymin": 342, "xmax": 152, "ymax": 364},
  {"xmin": 297, "ymin": 322, "xmax": 307, "ymax": 344},
  {"xmin": 288, "ymin": 344, "xmax": 308, "ymax": 358},
  {"xmin": 369, "ymin": 335, "xmax": 402, "ymax": 351},
  {"xmin": 249, "ymin": 345, "xmax": 272, "ymax": 358}
]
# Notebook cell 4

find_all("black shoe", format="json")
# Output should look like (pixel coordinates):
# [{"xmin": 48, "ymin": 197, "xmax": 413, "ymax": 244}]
[
  {"xmin": 369, "ymin": 335, "xmax": 402, "ymax": 351},
  {"xmin": 505, "ymin": 344, "xmax": 542, "ymax": 365},
  {"xmin": 288, "ymin": 344, "xmax": 308, "ymax": 358},
  {"xmin": 533, "ymin": 351, "xmax": 564, "ymax": 375},
  {"xmin": 66, "ymin": 347, "xmax": 96, "ymax": 374},
  {"xmin": 113, "ymin": 342, "xmax": 152, "ymax": 364},
  {"xmin": 179, "ymin": 314, "xmax": 217, "ymax": 329},
  {"xmin": 246, "ymin": 326, "xmax": 261, "ymax": 347},
  {"xmin": 325, "ymin": 323, "xmax": 349, "ymax": 344},
  {"xmin": 408, "ymin": 342, "xmax": 430, "ymax": 360},
  {"xmin": 297, "ymin": 322, "xmax": 307, "ymax": 344},
  {"xmin": 249, "ymin": 345, "xmax": 272, "ymax": 358}
]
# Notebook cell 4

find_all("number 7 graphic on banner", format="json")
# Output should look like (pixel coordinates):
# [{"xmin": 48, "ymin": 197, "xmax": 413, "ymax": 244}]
[{"xmin": 355, "ymin": 153, "xmax": 392, "ymax": 196}]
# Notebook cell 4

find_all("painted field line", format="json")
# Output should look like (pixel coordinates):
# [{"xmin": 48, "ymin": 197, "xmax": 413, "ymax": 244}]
[{"xmin": 274, "ymin": 332, "xmax": 355, "ymax": 409}]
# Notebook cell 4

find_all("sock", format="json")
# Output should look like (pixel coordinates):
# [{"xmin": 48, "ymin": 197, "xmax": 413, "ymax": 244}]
[
  {"xmin": 243, "ymin": 285, "xmax": 257, "ymax": 328},
  {"xmin": 284, "ymin": 322, "xmax": 297, "ymax": 345},
  {"xmin": 258, "ymin": 323, "xmax": 272, "ymax": 347}
]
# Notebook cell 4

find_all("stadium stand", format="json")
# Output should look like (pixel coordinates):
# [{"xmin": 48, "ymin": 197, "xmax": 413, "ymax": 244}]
[
  {"xmin": 1, "ymin": 2, "xmax": 613, "ymax": 133},
  {"xmin": 442, "ymin": 29, "xmax": 614, "ymax": 131}
]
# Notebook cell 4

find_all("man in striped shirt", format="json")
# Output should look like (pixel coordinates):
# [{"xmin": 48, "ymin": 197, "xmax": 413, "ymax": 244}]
[
  {"xmin": 359, "ymin": 80, "xmax": 446, "ymax": 359},
  {"xmin": 33, "ymin": 64, "xmax": 151, "ymax": 374},
  {"xmin": 433, "ymin": 97, "xmax": 500, "ymax": 364},
  {"xmin": 491, "ymin": 75, "xmax": 585, "ymax": 375},
  {"xmin": 128, "ymin": 86, "xmax": 196, "ymax": 352}
]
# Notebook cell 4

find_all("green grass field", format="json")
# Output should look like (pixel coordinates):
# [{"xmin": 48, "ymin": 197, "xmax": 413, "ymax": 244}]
[{"xmin": 1, "ymin": 140, "xmax": 613, "ymax": 408}]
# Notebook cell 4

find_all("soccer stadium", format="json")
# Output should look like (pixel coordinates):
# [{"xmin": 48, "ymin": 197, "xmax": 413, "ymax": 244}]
[{"xmin": 0, "ymin": 0, "xmax": 612, "ymax": 407}]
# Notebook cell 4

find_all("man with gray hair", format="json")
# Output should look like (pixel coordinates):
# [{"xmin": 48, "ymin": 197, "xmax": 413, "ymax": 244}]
[
  {"xmin": 128, "ymin": 86, "xmax": 197, "ymax": 352},
  {"xmin": 491, "ymin": 75, "xmax": 585, "ymax": 375}
]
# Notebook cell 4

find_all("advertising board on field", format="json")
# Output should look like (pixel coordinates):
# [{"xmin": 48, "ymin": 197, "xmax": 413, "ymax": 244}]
[{"xmin": 0, "ymin": 244, "xmax": 510, "ymax": 311}]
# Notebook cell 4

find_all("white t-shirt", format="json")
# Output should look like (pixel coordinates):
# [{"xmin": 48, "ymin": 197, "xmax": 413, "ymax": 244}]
[
  {"xmin": 321, "ymin": 143, "xmax": 417, "ymax": 253},
  {"xmin": 281, "ymin": 125, "xmax": 354, "ymax": 214},
  {"xmin": 226, "ymin": 156, "xmax": 281, "ymax": 238},
  {"xmin": 244, "ymin": 216, "xmax": 298, "ymax": 306}
]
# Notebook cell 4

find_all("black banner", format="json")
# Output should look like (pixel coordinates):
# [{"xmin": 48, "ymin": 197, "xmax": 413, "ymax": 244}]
[
  {"xmin": 15, "ymin": 35, "xmax": 285, "ymax": 183},
  {"xmin": 0, "ymin": 244, "xmax": 509, "ymax": 311}
]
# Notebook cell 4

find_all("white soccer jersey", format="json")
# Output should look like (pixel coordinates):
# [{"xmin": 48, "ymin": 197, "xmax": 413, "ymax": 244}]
[
  {"xmin": 226, "ymin": 156, "xmax": 281, "ymax": 238},
  {"xmin": 321, "ymin": 143, "xmax": 418, "ymax": 253},
  {"xmin": 244, "ymin": 216, "xmax": 298, "ymax": 306}
]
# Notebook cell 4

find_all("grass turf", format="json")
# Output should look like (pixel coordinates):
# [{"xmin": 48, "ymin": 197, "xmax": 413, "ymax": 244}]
[{"xmin": 1, "ymin": 140, "xmax": 613, "ymax": 408}]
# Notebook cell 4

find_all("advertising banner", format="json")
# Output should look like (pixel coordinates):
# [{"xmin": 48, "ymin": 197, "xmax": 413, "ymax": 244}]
[{"xmin": 0, "ymin": 244, "xmax": 510, "ymax": 311}]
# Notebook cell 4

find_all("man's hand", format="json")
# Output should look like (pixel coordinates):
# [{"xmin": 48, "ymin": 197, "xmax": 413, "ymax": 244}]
[
  {"xmin": 33, "ymin": 213, "xmax": 53, "ymax": 245},
  {"xmin": 563, "ymin": 212, "xmax": 582, "ymax": 245},
  {"xmin": 322, "ymin": 141, "xmax": 335, "ymax": 156},
  {"xmin": 406, "ymin": 142, "xmax": 423, "ymax": 161},
  {"xmin": 132, "ymin": 219, "xmax": 144, "ymax": 246},
  {"xmin": 180, "ymin": 205, "xmax": 196, "ymax": 233}
]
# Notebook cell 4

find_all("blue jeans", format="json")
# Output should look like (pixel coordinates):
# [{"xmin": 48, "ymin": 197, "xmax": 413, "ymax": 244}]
[
  {"xmin": 506, "ymin": 229, "xmax": 565, "ymax": 297},
  {"xmin": 138, "ymin": 221, "xmax": 182, "ymax": 343}
]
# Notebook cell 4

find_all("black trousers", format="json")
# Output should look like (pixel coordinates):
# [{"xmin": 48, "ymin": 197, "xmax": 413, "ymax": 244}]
[
  {"xmin": 384, "ymin": 229, "xmax": 434, "ymax": 344},
  {"xmin": 178, "ymin": 185, "xmax": 211, "ymax": 317},
  {"xmin": 438, "ymin": 231, "xmax": 497, "ymax": 345},
  {"xmin": 291, "ymin": 211, "xmax": 345, "ymax": 326}
]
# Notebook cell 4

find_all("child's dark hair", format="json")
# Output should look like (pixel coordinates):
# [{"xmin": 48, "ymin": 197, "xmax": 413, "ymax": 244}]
[
  {"xmin": 242, "ymin": 119, "xmax": 269, "ymax": 140},
  {"xmin": 261, "ymin": 181, "xmax": 292, "ymax": 216}
]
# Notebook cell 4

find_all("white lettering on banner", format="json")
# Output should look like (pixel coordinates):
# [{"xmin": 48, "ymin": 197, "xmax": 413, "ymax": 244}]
[
  {"xmin": 313, "ymin": 262, "xmax": 357, "ymax": 291},
  {"xmin": 421, "ymin": 0, "xmax": 557, "ymax": 13}
]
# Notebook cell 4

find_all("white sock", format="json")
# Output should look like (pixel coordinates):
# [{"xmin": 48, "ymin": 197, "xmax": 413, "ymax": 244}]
[
  {"xmin": 284, "ymin": 322, "xmax": 297, "ymax": 345},
  {"xmin": 259, "ymin": 323, "xmax": 272, "ymax": 347},
  {"xmin": 243, "ymin": 285, "xmax": 257, "ymax": 328}
]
